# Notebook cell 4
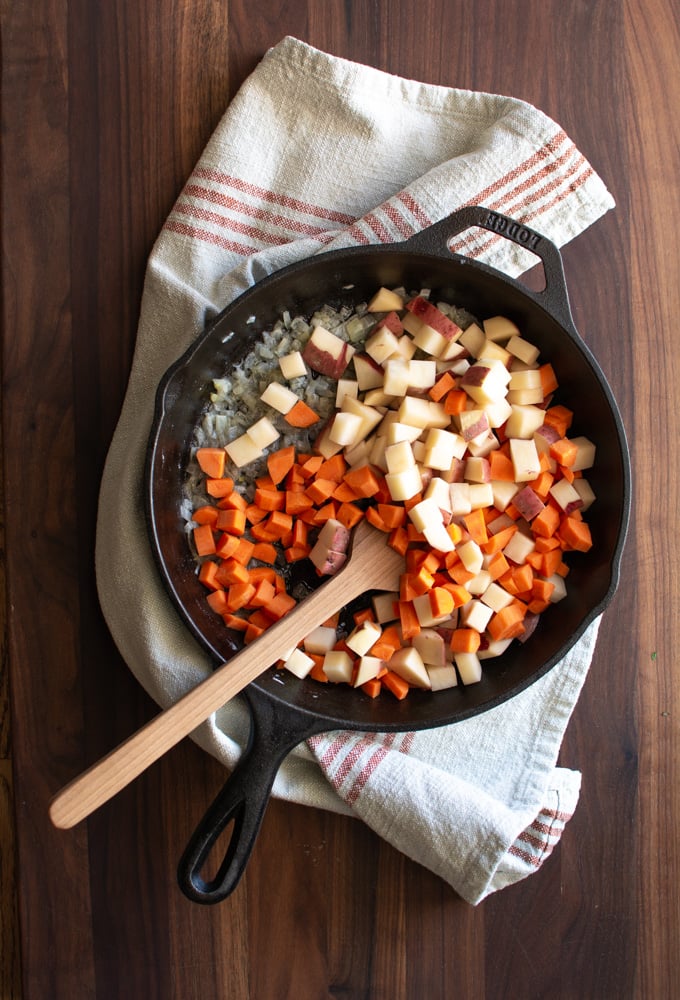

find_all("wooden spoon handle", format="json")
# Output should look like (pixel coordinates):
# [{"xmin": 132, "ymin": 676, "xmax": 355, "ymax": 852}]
[{"xmin": 49, "ymin": 522, "xmax": 402, "ymax": 829}]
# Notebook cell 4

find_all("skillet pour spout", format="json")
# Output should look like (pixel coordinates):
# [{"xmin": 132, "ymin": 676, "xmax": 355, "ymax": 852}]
[{"xmin": 145, "ymin": 205, "xmax": 631, "ymax": 903}]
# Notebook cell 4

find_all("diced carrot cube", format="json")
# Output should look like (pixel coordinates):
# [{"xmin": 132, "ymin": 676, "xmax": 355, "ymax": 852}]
[{"xmin": 193, "ymin": 524, "xmax": 216, "ymax": 557}]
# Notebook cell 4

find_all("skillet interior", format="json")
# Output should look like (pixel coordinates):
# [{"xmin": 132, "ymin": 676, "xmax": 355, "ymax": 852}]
[{"xmin": 146, "ymin": 243, "xmax": 629, "ymax": 732}]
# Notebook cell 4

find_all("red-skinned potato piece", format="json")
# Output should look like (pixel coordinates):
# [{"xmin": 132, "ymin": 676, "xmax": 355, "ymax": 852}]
[
  {"xmin": 374, "ymin": 310, "xmax": 404, "ymax": 336},
  {"xmin": 405, "ymin": 296, "xmax": 461, "ymax": 341},
  {"xmin": 513, "ymin": 485, "xmax": 545, "ymax": 521},
  {"xmin": 302, "ymin": 325, "xmax": 355, "ymax": 378}
]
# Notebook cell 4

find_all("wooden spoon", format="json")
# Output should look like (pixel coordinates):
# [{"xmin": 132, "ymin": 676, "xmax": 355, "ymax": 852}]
[{"xmin": 49, "ymin": 520, "xmax": 405, "ymax": 830}]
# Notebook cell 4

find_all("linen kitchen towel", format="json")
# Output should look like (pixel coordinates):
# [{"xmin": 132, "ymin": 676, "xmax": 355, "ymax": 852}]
[{"xmin": 96, "ymin": 37, "xmax": 614, "ymax": 904}]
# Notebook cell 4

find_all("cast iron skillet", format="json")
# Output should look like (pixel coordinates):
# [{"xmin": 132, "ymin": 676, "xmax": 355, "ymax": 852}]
[{"xmin": 145, "ymin": 206, "xmax": 631, "ymax": 904}]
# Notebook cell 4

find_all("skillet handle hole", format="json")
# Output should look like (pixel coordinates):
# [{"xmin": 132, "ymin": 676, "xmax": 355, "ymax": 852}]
[
  {"xmin": 447, "ymin": 225, "xmax": 546, "ymax": 291},
  {"xmin": 194, "ymin": 813, "xmax": 241, "ymax": 890}
]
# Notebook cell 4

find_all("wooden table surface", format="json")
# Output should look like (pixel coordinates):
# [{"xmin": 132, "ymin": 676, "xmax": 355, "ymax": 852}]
[{"xmin": 2, "ymin": 1, "xmax": 678, "ymax": 997}]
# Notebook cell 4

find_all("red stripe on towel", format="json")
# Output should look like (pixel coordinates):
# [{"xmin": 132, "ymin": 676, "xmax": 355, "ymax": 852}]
[
  {"xmin": 380, "ymin": 200, "xmax": 417, "ymax": 239},
  {"xmin": 309, "ymin": 731, "xmax": 354, "ymax": 770},
  {"xmin": 448, "ymin": 133, "xmax": 588, "ymax": 255},
  {"xmin": 173, "ymin": 203, "xmax": 296, "ymax": 247},
  {"xmin": 363, "ymin": 212, "xmax": 394, "ymax": 243},
  {"xmin": 464, "ymin": 129, "xmax": 570, "ymax": 214},
  {"xmin": 396, "ymin": 190, "xmax": 432, "ymax": 228},
  {"xmin": 182, "ymin": 184, "xmax": 338, "ymax": 239},
  {"xmin": 345, "ymin": 734, "xmax": 397, "ymax": 804},
  {"xmin": 454, "ymin": 162, "xmax": 594, "ymax": 261},
  {"xmin": 507, "ymin": 803, "xmax": 573, "ymax": 867},
  {"xmin": 164, "ymin": 219, "xmax": 258, "ymax": 255},
  {"xmin": 399, "ymin": 731, "xmax": 416, "ymax": 754},
  {"xmin": 507, "ymin": 843, "xmax": 542, "ymax": 867},
  {"xmin": 530, "ymin": 808, "xmax": 573, "ymax": 835},
  {"xmin": 193, "ymin": 167, "xmax": 357, "ymax": 224},
  {"xmin": 332, "ymin": 734, "xmax": 381, "ymax": 787}
]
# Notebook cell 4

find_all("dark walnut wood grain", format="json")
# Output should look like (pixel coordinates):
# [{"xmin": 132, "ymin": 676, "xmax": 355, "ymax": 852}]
[{"xmin": 2, "ymin": 0, "xmax": 678, "ymax": 998}]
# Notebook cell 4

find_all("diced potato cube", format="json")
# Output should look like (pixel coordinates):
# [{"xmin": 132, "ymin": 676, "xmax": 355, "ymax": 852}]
[
  {"xmin": 509, "ymin": 368, "xmax": 542, "ymax": 391},
  {"xmin": 279, "ymin": 351, "xmax": 307, "ymax": 380},
  {"xmin": 282, "ymin": 647, "xmax": 315, "ymax": 679},
  {"xmin": 478, "ymin": 339, "xmax": 512, "ymax": 366},
  {"xmin": 385, "ymin": 439, "xmax": 416, "ymax": 474},
  {"xmin": 424, "ymin": 476, "xmax": 452, "ymax": 512},
  {"xmin": 423, "ymin": 427, "xmax": 467, "ymax": 470},
  {"xmin": 413, "ymin": 628, "xmax": 447, "ymax": 667},
  {"xmin": 367, "ymin": 286, "xmax": 405, "ymax": 312},
  {"xmin": 466, "ymin": 570, "xmax": 493, "ymax": 596},
  {"xmin": 490, "ymin": 480, "xmax": 520, "ymax": 511},
  {"xmin": 412, "ymin": 324, "xmax": 448, "ymax": 356},
  {"xmin": 422, "ymin": 515, "xmax": 455, "ymax": 553},
  {"xmin": 365, "ymin": 326, "xmax": 402, "ymax": 364},
  {"xmin": 329, "ymin": 411, "xmax": 363, "ymax": 446},
  {"xmin": 468, "ymin": 483, "xmax": 494, "ymax": 509},
  {"xmin": 478, "ymin": 637, "xmax": 514, "ymax": 659},
  {"xmin": 506, "ymin": 387, "xmax": 545, "ymax": 405},
  {"xmin": 481, "ymin": 582, "xmax": 515, "ymax": 612},
  {"xmin": 314, "ymin": 419, "xmax": 344, "ymax": 460},
  {"xmin": 225, "ymin": 433, "xmax": 264, "ymax": 468},
  {"xmin": 335, "ymin": 378, "xmax": 359, "ymax": 408},
  {"xmin": 398, "ymin": 396, "xmax": 449, "ymax": 429},
  {"xmin": 459, "ymin": 599, "xmax": 494, "ymax": 632},
  {"xmin": 407, "ymin": 496, "xmax": 439, "ymax": 533},
  {"xmin": 572, "ymin": 477, "xmax": 596, "ymax": 511},
  {"xmin": 353, "ymin": 354, "xmax": 385, "ymax": 391},
  {"xmin": 457, "ymin": 539, "xmax": 484, "ymax": 575},
  {"xmin": 371, "ymin": 591, "xmax": 400, "ymax": 623},
  {"xmin": 386, "ymin": 421, "xmax": 423, "ymax": 445},
  {"xmin": 509, "ymin": 437, "xmax": 541, "ymax": 482},
  {"xmin": 466, "ymin": 432, "xmax": 500, "ymax": 458},
  {"xmin": 385, "ymin": 465, "xmax": 423, "ymax": 502},
  {"xmin": 260, "ymin": 381, "xmax": 299, "ymax": 414},
  {"xmin": 401, "ymin": 312, "xmax": 423, "ymax": 337},
  {"xmin": 569, "ymin": 436, "xmax": 597, "ymax": 471},
  {"xmin": 550, "ymin": 478, "xmax": 584, "ymax": 513},
  {"xmin": 407, "ymin": 359, "xmax": 437, "ymax": 389},
  {"xmin": 545, "ymin": 573, "xmax": 568, "ymax": 602},
  {"xmin": 317, "ymin": 518, "xmax": 350, "ymax": 552},
  {"xmin": 246, "ymin": 416, "xmax": 280, "ymax": 449},
  {"xmin": 303, "ymin": 627, "xmax": 338, "ymax": 655},
  {"xmin": 506, "ymin": 335, "xmax": 540, "ymax": 365},
  {"xmin": 458, "ymin": 322, "xmax": 486, "ymax": 357},
  {"xmin": 460, "ymin": 358, "xmax": 511, "ymax": 404},
  {"xmin": 323, "ymin": 650, "xmax": 355, "ymax": 684},
  {"xmin": 383, "ymin": 357, "xmax": 411, "ymax": 396},
  {"xmin": 454, "ymin": 651, "xmax": 483, "ymax": 684},
  {"xmin": 344, "ymin": 437, "xmax": 373, "ymax": 469},
  {"xmin": 449, "ymin": 482, "xmax": 472, "ymax": 515},
  {"xmin": 505, "ymin": 404, "xmax": 546, "ymax": 440},
  {"xmin": 388, "ymin": 646, "xmax": 431, "ymax": 688},
  {"xmin": 427, "ymin": 663, "xmax": 459, "ymax": 691},
  {"xmin": 303, "ymin": 325, "xmax": 355, "ymax": 378},
  {"xmin": 353, "ymin": 656, "xmax": 384, "ymax": 687},
  {"xmin": 483, "ymin": 396, "xmax": 513, "ymax": 428},
  {"xmin": 389, "ymin": 335, "xmax": 417, "ymax": 361},
  {"xmin": 340, "ymin": 395, "xmax": 384, "ymax": 441},
  {"xmin": 459, "ymin": 409, "xmax": 491, "ymax": 443},
  {"xmin": 346, "ymin": 621, "xmax": 382, "ymax": 656},
  {"xmin": 369, "ymin": 435, "xmax": 388, "ymax": 471},
  {"xmin": 483, "ymin": 315, "xmax": 520, "ymax": 343},
  {"xmin": 464, "ymin": 457, "xmax": 490, "ymax": 483},
  {"xmin": 502, "ymin": 531, "xmax": 536, "ymax": 564}
]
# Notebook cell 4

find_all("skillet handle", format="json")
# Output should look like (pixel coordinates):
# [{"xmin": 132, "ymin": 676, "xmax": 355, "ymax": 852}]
[
  {"xmin": 178, "ymin": 687, "xmax": 326, "ymax": 904},
  {"xmin": 404, "ymin": 205, "xmax": 575, "ymax": 332}
]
